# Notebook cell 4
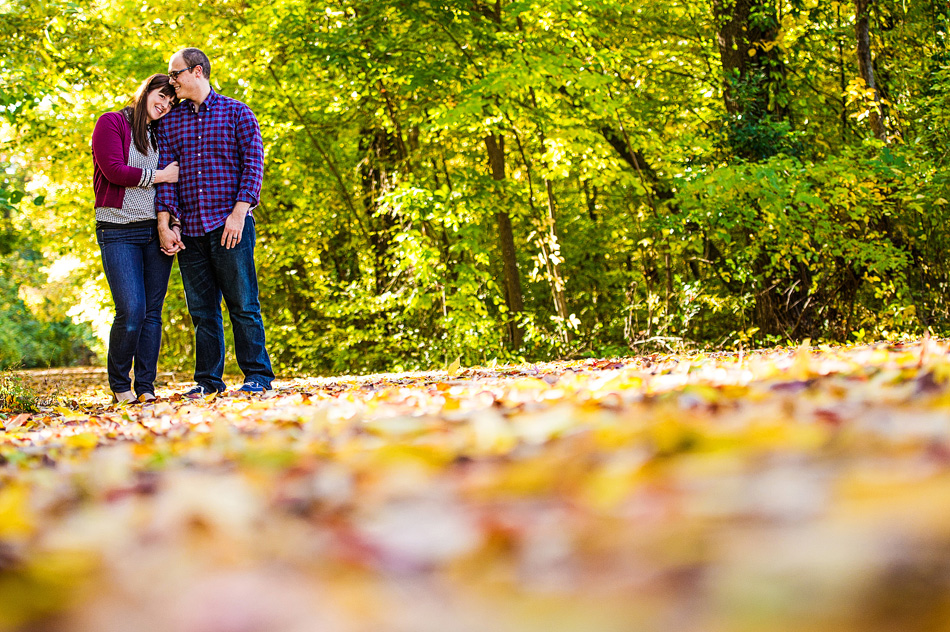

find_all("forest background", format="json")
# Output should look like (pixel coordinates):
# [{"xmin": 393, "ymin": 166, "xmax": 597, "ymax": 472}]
[{"xmin": 1, "ymin": 0, "xmax": 948, "ymax": 375}]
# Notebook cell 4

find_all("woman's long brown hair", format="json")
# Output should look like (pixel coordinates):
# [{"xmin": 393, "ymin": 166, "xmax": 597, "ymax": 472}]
[{"xmin": 122, "ymin": 74, "xmax": 176, "ymax": 155}]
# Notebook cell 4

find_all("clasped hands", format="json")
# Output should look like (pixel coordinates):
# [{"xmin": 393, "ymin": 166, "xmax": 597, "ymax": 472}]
[
  {"xmin": 158, "ymin": 206, "xmax": 248, "ymax": 255},
  {"xmin": 159, "ymin": 223, "xmax": 184, "ymax": 255}
]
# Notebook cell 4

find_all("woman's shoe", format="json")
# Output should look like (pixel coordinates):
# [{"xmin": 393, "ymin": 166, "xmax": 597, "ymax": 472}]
[
  {"xmin": 113, "ymin": 390, "xmax": 137, "ymax": 403},
  {"xmin": 138, "ymin": 392, "xmax": 157, "ymax": 403}
]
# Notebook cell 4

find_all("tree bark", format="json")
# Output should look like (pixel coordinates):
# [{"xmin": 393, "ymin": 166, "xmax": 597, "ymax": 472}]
[
  {"xmin": 713, "ymin": 0, "xmax": 789, "ymax": 164},
  {"xmin": 484, "ymin": 133, "xmax": 525, "ymax": 348},
  {"xmin": 543, "ymin": 179, "xmax": 571, "ymax": 342},
  {"xmin": 359, "ymin": 128, "xmax": 399, "ymax": 295},
  {"xmin": 837, "ymin": 4, "xmax": 851, "ymax": 142},
  {"xmin": 855, "ymin": 0, "xmax": 888, "ymax": 141},
  {"xmin": 714, "ymin": 0, "xmax": 787, "ymax": 120}
]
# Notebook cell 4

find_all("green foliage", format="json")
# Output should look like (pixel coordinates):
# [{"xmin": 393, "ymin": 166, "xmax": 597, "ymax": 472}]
[
  {"xmin": 0, "ymin": 176, "xmax": 95, "ymax": 369},
  {"xmin": 0, "ymin": 370, "xmax": 41, "ymax": 413},
  {"xmin": 674, "ymin": 147, "xmax": 925, "ymax": 343},
  {"xmin": 0, "ymin": 283, "xmax": 94, "ymax": 370},
  {"xmin": 714, "ymin": 112, "xmax": 802, "ymax": 162}
]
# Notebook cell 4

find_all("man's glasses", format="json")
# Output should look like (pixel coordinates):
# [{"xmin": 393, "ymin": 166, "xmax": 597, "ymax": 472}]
[{"xmin": 168, "ymin": 64, "xmax": 198, "ymax": 80}]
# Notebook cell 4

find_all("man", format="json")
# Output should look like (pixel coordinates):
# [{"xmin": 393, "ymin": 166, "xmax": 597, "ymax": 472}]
[{"xmin": 156, "ymin": 47, "xmax": 274, "ymax": 397}]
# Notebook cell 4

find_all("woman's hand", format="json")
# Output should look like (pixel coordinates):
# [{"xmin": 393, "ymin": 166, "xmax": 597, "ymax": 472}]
[
  {"xmin": 159, "ymin": 224, "xmax": 184, "ymax": 255},
  {"xmin": 154, "ymin": 161, "xmax": 179, "ymax": 184}
]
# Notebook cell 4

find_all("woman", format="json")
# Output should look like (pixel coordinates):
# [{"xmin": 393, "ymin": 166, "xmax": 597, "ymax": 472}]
[{"xmin": 91, "ymin": 74, "xmax": 180, "ymax": 403}]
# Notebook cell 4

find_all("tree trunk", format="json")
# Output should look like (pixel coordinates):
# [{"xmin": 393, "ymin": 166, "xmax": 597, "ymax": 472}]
[
  {"xmin": 543, "ymin": 179, "xmax": 571, "ymax": 342},
  {"xmin": 855, "ymin": 0, "xmax": 888, "ymax": 141},
  {"xmin": 359, "ymin": 127, "xmax": 399, "ymax": 295},
  {"xmin": 513, "ymin": 98, "xmax": 572, "ymax": 345},
  {"xmin": 376, "ymin": 79, "xmax": 412, "ymax": 168},
  {"xmin": 837, "ymin": 4, "xmax": 851, "ymax": 142},
  {"xmin": 714, "ymin": 0, "xmax": 787, "ymax": 120},
  {"xmin": 714, "ymin": 0, "xmax": 789, "ymax": 161},
  {"xmin": 484, "ymin": 133, "xmax": 525, "ymax": 348},
  {"xmin": 599, "ymin": 126, "xmax": 674, "ymax": 203}
]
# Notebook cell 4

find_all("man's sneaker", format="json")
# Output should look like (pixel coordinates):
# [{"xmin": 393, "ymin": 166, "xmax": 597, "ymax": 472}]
[
  {"xmin": 184, "ymin": 385, "xmax": 217, "ymax": 399},
  {"xmin": 237, "ymin": 379, "xmax": 268, "ymax": 395}
]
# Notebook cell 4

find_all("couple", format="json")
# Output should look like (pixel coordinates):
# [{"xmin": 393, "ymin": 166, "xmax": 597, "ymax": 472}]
[{"xmin": 90, "ymin": 47, "xmax": 274, "ymax": 403}]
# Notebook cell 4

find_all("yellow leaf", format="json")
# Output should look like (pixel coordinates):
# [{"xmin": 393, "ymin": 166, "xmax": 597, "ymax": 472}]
[
  {"xmin": 0, "ymin": 484, "xmax": 35, "ymax": 539},
  {"xmin": 3, "ymin": 413, "xmax": 30, "ymax": 431},
  {"xmin": 583, "ymin": 462, "xmax": 643, "ymax": 510},
  {"xmin": 790, "ymin": 338, "xmax": 813, "ymax": 380},
  {"xmin": 63, "ymin": 432, "xmax": 99, "ymax": 450},
  {"xmin": 446, "ymin": 355, "xmax": 462, "ymax": 377},
  {"xmin": 471, "ymin": 410, "xmax": 516, "ymax": 454},
  {"xmin": 54, "ymin": 407, "xmax": 87, "ymax": 422},
  {"xmin": 651, "ymin": 417, "xmax": 697, "ymax": 455}
]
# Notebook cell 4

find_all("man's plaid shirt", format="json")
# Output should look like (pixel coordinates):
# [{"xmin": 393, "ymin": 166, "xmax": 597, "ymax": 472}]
[{"xmin": 156, "ymin": 89, "xmax": 264, "ymax": 237}]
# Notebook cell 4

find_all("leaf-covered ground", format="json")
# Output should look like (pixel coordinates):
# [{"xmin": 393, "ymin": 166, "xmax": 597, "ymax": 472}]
[{"xmin": 3, "ymin": 341, "xmax": 950, "ymax": 632}]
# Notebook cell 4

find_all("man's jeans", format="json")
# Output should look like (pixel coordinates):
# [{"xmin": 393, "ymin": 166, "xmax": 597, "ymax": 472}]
[
  {"xmin": 97, "ymin": 224, "xmax": 173, "ymax": 396},
  {"xmin": 178, "ymin": 217, "xmax": 274, "ymax": 391}
]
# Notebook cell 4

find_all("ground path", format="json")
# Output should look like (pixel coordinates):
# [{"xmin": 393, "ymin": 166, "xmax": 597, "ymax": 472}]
[{"xmin": 2, "ymin": 340, "xmax": 950, "ymax": 631}]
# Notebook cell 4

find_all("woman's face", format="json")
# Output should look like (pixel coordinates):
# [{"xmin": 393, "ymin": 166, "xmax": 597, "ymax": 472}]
[{"xmin": 145, "ymin": 89, "xmax": 173, "ymax": 122}]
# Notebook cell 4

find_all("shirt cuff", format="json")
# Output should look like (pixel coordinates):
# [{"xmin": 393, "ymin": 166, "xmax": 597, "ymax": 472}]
[
  {"xmin": 236, "ymin": 192, "xmax": 259, "ymax": 207},
  {"xmin": 156, "ymin": 203, "xmax": 180, "ymax": 220},
  {"xmin": 138, "ymin": 168, "xmax": 154, "ymax": 188}
]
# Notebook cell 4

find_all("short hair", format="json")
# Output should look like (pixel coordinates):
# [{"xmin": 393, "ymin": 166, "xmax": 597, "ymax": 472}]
[{"xmin": 177, "ymin": 47, "xmax": 211, "ymax": 81}]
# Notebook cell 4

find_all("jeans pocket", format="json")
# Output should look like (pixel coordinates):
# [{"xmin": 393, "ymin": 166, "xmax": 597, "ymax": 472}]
[
  {"xmin": 97, "ymin": 225, "xmax": 154, "ymax": 246},
  {"xmin": 95, "ymin": 227, "xmax": 115, "ymax": 245}
]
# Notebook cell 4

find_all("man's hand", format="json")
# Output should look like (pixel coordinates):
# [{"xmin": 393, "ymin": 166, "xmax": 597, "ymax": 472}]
[
  {"xmin": 155, "ymin": 161, "xmax": 179, "ymax": 184},
  {"xmin": 157, "ymin": 211, "xmax": 184, "ymax": 255},
  {"xmin": 221, "ymin": 204, "xmax": 249, "ymax": 249},
  {"xmin": 159, "ymin": 224, "xmax": 184, "ymax": 255}
]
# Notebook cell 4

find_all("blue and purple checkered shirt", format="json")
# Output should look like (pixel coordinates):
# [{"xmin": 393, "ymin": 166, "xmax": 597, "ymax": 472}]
[{"xmin": 156, "ymin": 89, "xmax": 264, "ymax": 237}]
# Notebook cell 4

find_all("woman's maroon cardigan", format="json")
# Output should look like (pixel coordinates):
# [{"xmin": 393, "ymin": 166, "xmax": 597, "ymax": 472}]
[{"xmin": 91, "ymin": 111, "xmax": 149, "ymax": 209}]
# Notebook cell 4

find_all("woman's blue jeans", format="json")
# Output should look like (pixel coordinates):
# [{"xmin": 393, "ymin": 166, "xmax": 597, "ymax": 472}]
[
  {"xmin": 177, "ymin": 217, "xmax": 274, "ymax": 392},
  {"xmin": 97, "ymin": 224, "xmax": 173, "ymax": 396}
]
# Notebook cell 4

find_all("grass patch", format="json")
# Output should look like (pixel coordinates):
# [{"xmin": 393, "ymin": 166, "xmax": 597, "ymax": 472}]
[{"xmin": 0, "ymin": 370, "xmax": 41, "ymax": 413}]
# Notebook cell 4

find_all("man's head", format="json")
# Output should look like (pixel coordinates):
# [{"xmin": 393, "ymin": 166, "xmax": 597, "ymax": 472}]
[{"xmin": 168, "ymin": 48, "xmax": 211, "ymax": 101}]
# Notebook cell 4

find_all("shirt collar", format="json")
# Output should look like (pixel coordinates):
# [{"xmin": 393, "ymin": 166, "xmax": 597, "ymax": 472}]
[{"xmin": 188, "ymin": 87, "xmax": 219, "ymax": 113}]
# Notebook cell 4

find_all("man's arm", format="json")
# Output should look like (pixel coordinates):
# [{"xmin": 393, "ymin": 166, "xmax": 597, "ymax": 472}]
[
  {"xmin": 154, "ymin": 121, "xmax": 181, "ymax": 222},
  {"xmin": 221, "ymin": 104, "xmax": 264, "ymax": 249},
  {"xmin": 234, "ymin": 104, "xmax": 265, "ymax": 208},
  {"xmin": 154, "ymin": 122, "xmax": 184, "ymax": 254}
]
